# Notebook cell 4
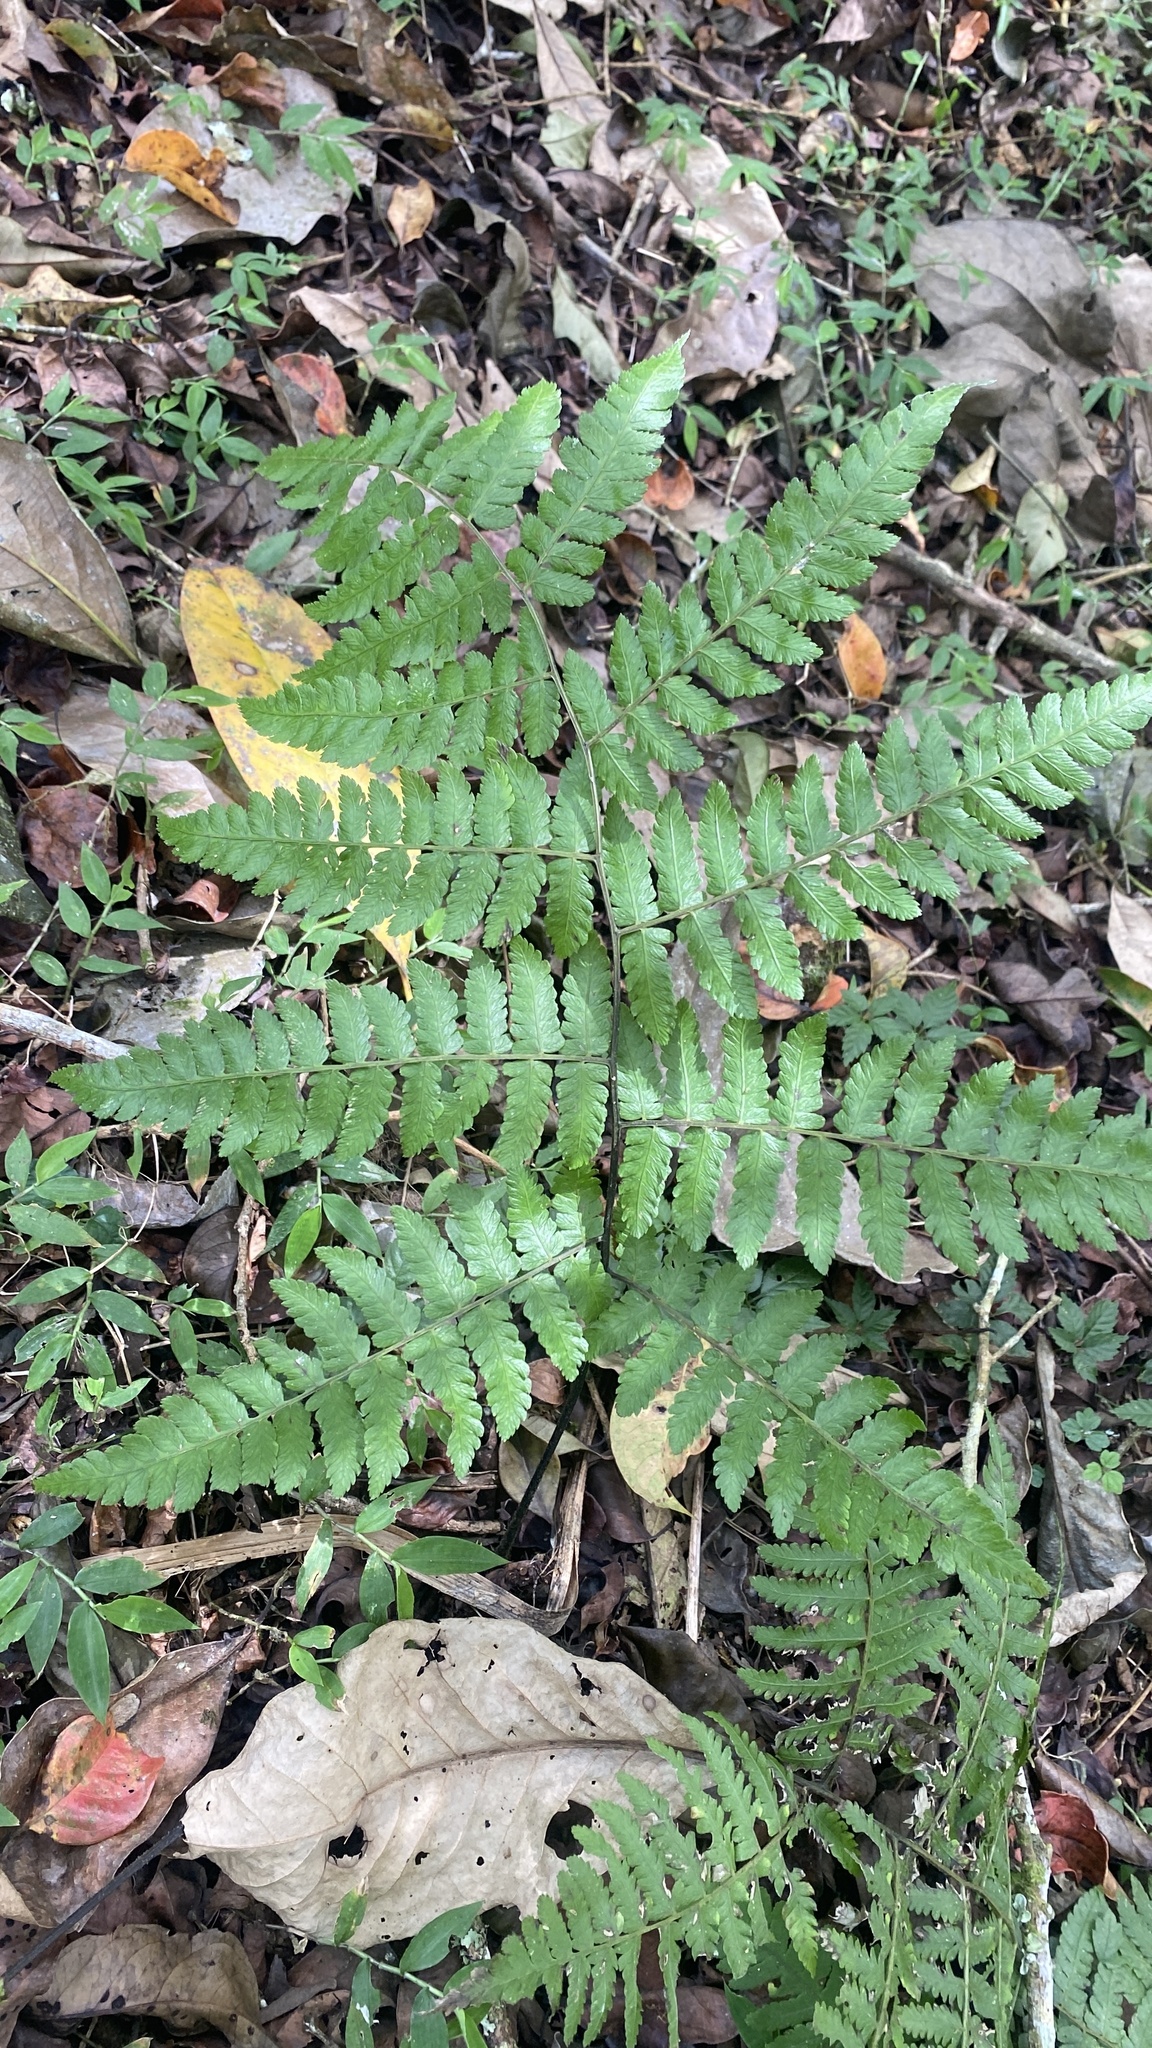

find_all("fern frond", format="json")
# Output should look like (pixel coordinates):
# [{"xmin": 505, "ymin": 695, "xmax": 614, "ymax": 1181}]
[
  {"xmin": 1054, "ymin": 1878, "xmax": 1152, "ymax": 2047},
  {"xmin": 50, "ymin": 1182, "xmax": 588, "ymax": 1508},
  {"xmin": 484, "ymin": 1718, "xmax": 816, "ymax": 2048}
]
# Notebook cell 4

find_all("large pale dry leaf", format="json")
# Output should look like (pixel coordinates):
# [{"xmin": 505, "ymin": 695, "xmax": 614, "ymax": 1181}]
[
  {"xmin": 56, "ymin": 685, "xmax": 226, "ymax": 819},
  {"xmin": 1036, "ymin": 1333, "xmax": 1143, "ymax": 1647},
  {"xmin": 28, "ymin": 1927, "xmax": 275, "ymax": 2048},
  {"xmin": 911, "ymin": 218, "xmax": 1115, "ymax": 372},
  {"xmin": 837, "ymin": 613, "xmax": 887, "ymax": 699},
  {"xmin": 1108, "ymin": 888, "xmax": 1152, "ymax": 987},
  {"xmin": 622, "ymin": 136, "xmax": 785, "ymax": 263},
  {"xmin": 123, "ymin": 129, "xmax": 239, "ymax": 224},
  {"xmin": 179, "ymin": 566, "xmax": 410, "ymax": 973},
  {"xmin": 183, "ymin": 1618, "xmax": 691, "ymax": 1942},
  {"xmin": 0, "ymin": 1639, "xmax": 240, "ymax": 1926},
  {"xmin": 0, "ymin": 442, "xmax": 137, "ymax": 665}
]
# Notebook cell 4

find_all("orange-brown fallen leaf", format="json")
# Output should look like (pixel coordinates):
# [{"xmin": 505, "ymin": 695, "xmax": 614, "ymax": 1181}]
[
  {"xmin": 837, "ymin": 612, "xmax": 887, "ymax": 700},
  {"xmin": 123, "ymin": 129, "xmax": 239, "ymax": 224},
  {"xmin": 387, "ymin": 178, "xmax": 436, "ymax": 246},
  {"xmin": 645, "ymin": 458, "xmax": 695, "ymax": 511},
  {"xmin": 810, "ymin": 972, "xmax": 849, "ymax": 1013},
  {"xmin": 28, "ymin": 1715, "xmax": 164, "ymax": 1846},
  {"xmin": 211, "ymin": 51, "xmax": 287, "ymax": 119},
  {"xmin": 948, "ymin": 8, "xmax": 990, "ymax": 63},
  {"xmin": 274, "ymin": 352, "xmax": 348, "ymax": 436}
]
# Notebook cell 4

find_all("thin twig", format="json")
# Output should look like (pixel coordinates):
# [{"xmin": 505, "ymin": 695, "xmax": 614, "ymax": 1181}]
[
  {"xmin": 233, "ymin": 1193, "xmax": 260, "ymax": 1367},
  {"xmin": 960, "ymin": 1253, "xmax": 1009, "ymax": 1489},
  {"xmin": 684, "ymin": 1454, "xmax": 705, "ymax": 1643},
  {"xmin": 958, "ymin": 1276, "xmax": 1054, "ymax": 2045},
  {"xmin": 1009, "ymin": 1769, "xmax": 1057, "ymax": 2048},
  {"xmin": 0, "ymin": 1002, "xmax": 129, "ymax": 1061},
  {"xmin": 886, "ymin": 541, "xmax": 1122, "ymax": 680}
]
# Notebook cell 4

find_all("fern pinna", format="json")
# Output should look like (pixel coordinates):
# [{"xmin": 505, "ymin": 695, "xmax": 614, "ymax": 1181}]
[{"xmin": 48, "ymin": 350, "xmax": 1152, "ymax": 2044}]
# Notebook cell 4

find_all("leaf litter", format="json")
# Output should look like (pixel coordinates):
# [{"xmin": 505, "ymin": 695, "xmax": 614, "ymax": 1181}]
[{"xmin": 2, "ymin": 0, "xmax": 1152, "ymax": 2039}]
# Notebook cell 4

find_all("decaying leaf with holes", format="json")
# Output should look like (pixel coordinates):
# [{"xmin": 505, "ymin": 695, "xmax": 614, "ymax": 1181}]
[{"xmin": 183, "ymin": 1619, "xmax": 691, "ymax": 1942}]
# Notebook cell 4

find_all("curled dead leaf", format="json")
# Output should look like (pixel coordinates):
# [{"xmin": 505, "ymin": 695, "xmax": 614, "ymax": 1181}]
[
  {"xmin": 387, "ymin": 177, "xmax": 436, "ymax": 247},
  {"xmin": 123, "ymin": 129, "xmax": 240, "ymax": 224},
  {"xmin": 0, "ymin": 1638, "xmax": 241, "ymax": 1926},
  {"xmin": 211, "ymin": 49, "xmax": 286, "ymax": 117},
  {"xmin": 836, "ymin": 612, "xmax": 887, "ymax": 700}
]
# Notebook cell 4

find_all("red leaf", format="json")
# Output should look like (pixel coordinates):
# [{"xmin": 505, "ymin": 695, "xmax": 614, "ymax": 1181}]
[
  {"xmin": 274, "ymin": 353, "xmax": 348, "ymax": 437},
  {"xmin": 1033, "ymin": 1792, "xmax": 1109, "ymax": 1887},
  {"xmin": 29, "ymin": 1715, "xmax": 164, "ymax": 1846}
]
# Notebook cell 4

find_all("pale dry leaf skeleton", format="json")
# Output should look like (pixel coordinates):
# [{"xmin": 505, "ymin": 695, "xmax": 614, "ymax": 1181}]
[{"xmin": 183, "ymin": 1618, "xmax": 692, "ymax": 1942}]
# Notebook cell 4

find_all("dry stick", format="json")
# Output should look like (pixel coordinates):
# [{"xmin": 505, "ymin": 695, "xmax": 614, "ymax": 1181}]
[
  {"xmin": 0, "ymin": 1003, "xmax": 128, "ymax": 1062},
  {"xmin": 959, "ymin": 1253, "xmax": 1009, "ymax": 1489},
  {"xmin": 684, "ymin": 1454, "xmax": 705, "ymax": 1643},
  {"xmin": 957, "ymin": 1262, "xmax": 1054, "ymax": 2048},
  {"xmin": 232, "ymin": 1193, "xmax": 261, "ymax": 1367},
  {"xmin": 885, "ymin": 540, "xmax": 1123, "ymax": 681}
]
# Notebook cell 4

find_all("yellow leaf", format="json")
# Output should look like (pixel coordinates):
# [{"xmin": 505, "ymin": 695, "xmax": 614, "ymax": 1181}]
[
  {"xmin": 608, "ymin": 1360, "xmax": 710, "ymax": 1510},
  {"xmin": 386, "ymin": 178, "xmax": 435, "ymax": 247},
  {"xmin": 123, "ymin": 129, "xmax": 239, "ymax": 225},
  {"xmin": 836, "ymin": 612, "xmax": 887, "ymax": 701},
  {"xmin": 178, "ymin": 565, "xmax": 411, "ymax": 976}
]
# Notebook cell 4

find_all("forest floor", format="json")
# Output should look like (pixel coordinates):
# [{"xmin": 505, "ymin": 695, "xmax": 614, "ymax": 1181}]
[{"xmin": 1, "ymin": 0, "xmax": 1152, "ymax": 2043}]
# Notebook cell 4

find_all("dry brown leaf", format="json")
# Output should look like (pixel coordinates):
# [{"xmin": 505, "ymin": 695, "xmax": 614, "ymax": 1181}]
[
  {"xmin": 211, "ymin": 49, "xmax": 286, "ymax": 116},
  {"xmin": 28, "ymin": 1927, "xmax": 274, "ymax": 2048},
  {"xmin": 1036, "ymin": 1333, "xmax": 1144, "ymax": 1649},
  {"xmin": 123, "ymin": 129, "xmax": 240, "ymax": 224},
  {"xmin": 387, "ymin": 178, "xmax": 436, "ymax": 246},
  {"xmin": 0, "ymin": 1639, "xmax": 241, "ymax": 1927},
  {"xmin": 344, "ymin": 0, "xmax": 458, "ymax": 145},
  {"xmin": 271, "ymin": 352, "xmax": 348, "ymax": 438},
  {"xmin": 837, "ymin": 612, "xmax": 887, "ymax": 699},
  {"xmin": 949, "ymin": 444, "xmax": 997, "ymax": 493},
  {"xmin": 948, "ymin": 7, "xmax": 990, "ymax": 62},
  {"xmin": 0, "ymin": 441, "xmax": 138, "ymax": 666},
  {"xmin": 184, "ymin": 1619, "xmax": 690, "ymax": 1942}
]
